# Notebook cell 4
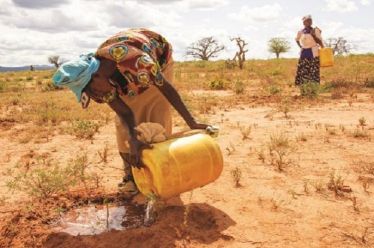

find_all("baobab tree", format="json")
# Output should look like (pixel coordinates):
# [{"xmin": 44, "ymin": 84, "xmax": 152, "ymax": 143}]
[
  {"xmin": 324, "ymin": 37, "xmax": 353, "ymax": 55},
  {"xmin": 186, "ymin": 37, "xmax": 224, "ymax": 61},
  {"xmin": 230, "ymin": 37, "xmax": 248, "ymax": 69},
  {"xmin": 268, "ymin": 38, "xmax": 290, "ymax": 59}
]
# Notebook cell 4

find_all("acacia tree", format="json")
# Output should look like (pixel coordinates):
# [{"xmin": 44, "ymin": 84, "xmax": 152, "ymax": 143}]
[
  {"xmin": 186, "ymin": 37, "xmax": 224, "ymax": 61},
  {"xmin": 48, "ymin": 55, "xmax": 62, "ymax": 68},
  {"xmin": 324, "ymin": 37, "xmax": 353, "ymax": 55},
  {"xmin": 268, "ymin": 38, "xmax": 290, "ymax": 59},
  {"xmin": 230, "ymin": 37, "xmax": 248, "ymax": 69}
]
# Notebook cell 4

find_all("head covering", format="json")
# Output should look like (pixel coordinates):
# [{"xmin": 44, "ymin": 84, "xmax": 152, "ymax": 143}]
[
  {"xmin": 52, "ymin": 53, "xmax": 100, "ymax": 102},
  {"xmin": 302, "ymin": 15, "xmax": 312, "ymax": 21}
]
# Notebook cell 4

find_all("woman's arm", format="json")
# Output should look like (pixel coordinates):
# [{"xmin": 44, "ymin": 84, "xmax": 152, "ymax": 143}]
[
  {"xmin": 312, "ymin": 35, "xmax": 324, "ymax": 48},
  {"xmin": 311, "ymin": 28, "xmax": 324, "ymax": 48},
  {"xmin": 107, "ymin": 96, "xmax": 151, "ymax": 168},
  {"xmin": 296, "ymin": 41, "xmax": 302, "ymax": 49},
  {"xmin": 154, "ymin": 75, "xmax": 208, "ymax": 130},
  {"xmin": 296, "ymin": 31, "xmax": 302, "ymax": 49}
]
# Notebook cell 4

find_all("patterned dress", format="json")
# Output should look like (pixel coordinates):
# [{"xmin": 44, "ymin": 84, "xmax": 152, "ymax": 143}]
[
  {"xmin": 295, "ymin": 27, "xmax": 322, "ymax": 85},
  {"xmin": 93, "ymin": 28, "xmax": 173, "ymax": 101},
  {"xmin": 86, "ymin": 29, "xmax": 175, "ymax": 155}
]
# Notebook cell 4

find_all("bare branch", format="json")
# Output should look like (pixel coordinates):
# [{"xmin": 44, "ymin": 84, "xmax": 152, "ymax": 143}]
[
  {"xmin": 324, "ymin": 37, "xmax": 354, "ymax": 55},
  {"xmin": 230, "ymin": 37, "xmax": 249, "ymax": 69},
  {"xmin": 48, "ymin": 55, "xmax": 63, "ymax": 68}
]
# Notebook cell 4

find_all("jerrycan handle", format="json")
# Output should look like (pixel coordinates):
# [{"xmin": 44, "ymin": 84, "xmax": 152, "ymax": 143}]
[
  {"xmin": 206, "ymin": 125, "xmax": 220, "ymax": 137},
  {"xmin": 169, "ymin": 126, "xmax": 220, "ymax": 139}
]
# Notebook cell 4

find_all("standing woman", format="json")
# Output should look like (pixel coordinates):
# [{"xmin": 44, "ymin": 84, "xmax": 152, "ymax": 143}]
[{"xmin": 295, "ymin": 15, "xmax": 324, "ymax": 85}]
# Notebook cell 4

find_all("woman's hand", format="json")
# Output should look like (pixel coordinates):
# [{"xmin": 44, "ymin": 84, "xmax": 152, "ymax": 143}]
[
  {"xmin": 128, "ymin": 137, "xmax": 153, "ymax": 168},
  {"xmin": 107, "ymin": 96, "xmax": 152, "ymax": 168},
  {"xmin": 189, "ymin": 122, "xmax": 209, "ymax": 130}
]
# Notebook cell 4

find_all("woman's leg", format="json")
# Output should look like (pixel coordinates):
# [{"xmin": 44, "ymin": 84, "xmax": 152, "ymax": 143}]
[
  {"xmin": 311, "ymin": 57, "xmax": 320, "ymax": 83},
  {"xmin": 295, "ymin": 58, "xmax": 307, "ymax": 85},
  {"xmin": 295, "ymin": 57, "xmax": 320, "ymax": 85}
]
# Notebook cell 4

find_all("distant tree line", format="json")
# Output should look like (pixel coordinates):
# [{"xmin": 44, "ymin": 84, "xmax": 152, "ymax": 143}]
[
  {"xmin": 324, "ymin": 37, "xmax": 353, "ymax": 55},
  {"xmin": 48, "ymin": 36, "xmax": 353, "ymax": 70},
  {"xmin": 185, "ymin": 35, "xmax": 354, "ymax": 69}
]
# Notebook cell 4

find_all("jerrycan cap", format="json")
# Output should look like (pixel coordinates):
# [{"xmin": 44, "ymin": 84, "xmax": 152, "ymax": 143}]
[{"xmin": 206, "ymin": 125, "xmax": 220, "ymax": 137}]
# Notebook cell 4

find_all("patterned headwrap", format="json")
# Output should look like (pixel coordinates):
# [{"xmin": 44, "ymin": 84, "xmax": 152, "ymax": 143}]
[{"xmin": 52, "ymin": 53, "xmax": 100, "ymax": 102}]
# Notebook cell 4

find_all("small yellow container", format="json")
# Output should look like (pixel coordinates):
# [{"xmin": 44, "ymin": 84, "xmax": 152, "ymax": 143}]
[
  {"xmin": 132, "ymin": 132, "xmax": 223, "ymax": 199},
  {"xmin": 320, "ymin": 48, "xmax": 334, "ymax": 67}
]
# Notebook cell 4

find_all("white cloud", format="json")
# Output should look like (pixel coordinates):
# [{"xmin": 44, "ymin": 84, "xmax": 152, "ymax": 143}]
[
  {"xmin": 140, "ymin": 0, "xmax": 227, "ymax": 10},
  {"xmin": 1, "ymin": 0, "xmax": 104, "ymax": 32},
  {"xmin": 142, "ymin": 0, "xmax": 182, "ymax": 3},
  {"xmin": 228, "ymin": 3, "xmax": 283, "ymax": 23},
  {"xmin": 107, "ymin": 1, "xmax": 181, "ymax": 28},
  {"xmin": 325, "ymin": 0, "xmax": 358, "ymax": 12},
  {"xmin": 12, "ymin": 0, "xmax": 70, "ymax": 9},
  {"xmin": 0, "ymin": 24, "xmax": 71, "ymax": 65},
  {"xmin": 323, "ymin": 21, "xmax": 374, "ymax": 53},
  {"xmin": 0, "ymin": 0, "xmax": 373, "ymax": 66},
  {"xmin": 323, "ymin": 21, "xmax": 345, "ymax": 34},
  {"xmin": 8, "ymin": 9, "xmax": 98, "ymax": 32},
  {"xmin": 360, "ymin": 0, "xmax": 371, "ymax": 5},
  {"xmin": 183, "ymin": 0, "xmax": 228, "ymax": 10}
]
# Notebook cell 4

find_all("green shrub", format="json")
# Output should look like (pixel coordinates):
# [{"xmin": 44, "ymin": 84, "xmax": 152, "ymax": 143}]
[
  {"xmin": 209, "ymin": 79, "xmax": 225, "ymax": 90},
  {"xmin": 324, "ymin": 79, "xmax": 352, "ymax": 91},
  {"xmin": 353, "ymin": 129, "xmax": 369, "ymax": 139},
  {"xmin": 196, "ymin": 61, "xmax": 208, "ymax": 68},
  {"xmin": 11, "ymin": 96, "xmax": 21, "ymax": 105},
  {"xmin": 0, "ymin": 81, "xmax": 25, "ymax": 92},
  {"xmin": 225, "ymin": 60, "xmax": 237, "ymax": 69},
  {"xmin": 278, "ymin": 98, "xmax": 291, "ymax": 118},
  {"xmin": 41, "ymin": 81, "xmax": 63, "ymax": 92},
  {"xmin": 267, "ymin": 133, "xmax": 293, "ymax": 171},
  {"xmin": 0, "ymin": 81, "xmax": 6, "ymax": 92},
  {"xmin": 268, "ymin": 84, "xmax": 281, "ymax": 95},
  {"xmin": 69, "ymin": 154, "xmax": 93, "ymax": 189},
  {"xmin": 364, "ymin": 78, "xmax": 374, "ymax": 88},
  {"xmin": 69, "ymin": 120, "xmax": 100, "ymax": 139},
  {"xmin": 231, "ymin": 167, "xmax": 242, "ymax": 187},
  {"xmin": 233, "ymin": 80, "xmax": 245, "ymax": 94},
  {"xmin": 6, "ymin": 154, "xmax": 95, "ymax": 198},
  {"xmin": 271, "ymin": 69, "xmax": 282, "ymax": 76},
  {"xmin": 37, "ymin": 102, "xmax": 60, "ymax": 124},
  {"xmin": 7, "ymin": 163, "xmax": 76, "ymax": 198},
  {"xmin": 300, "ymin": 82, "xmax": 321, "ymax": 98}
]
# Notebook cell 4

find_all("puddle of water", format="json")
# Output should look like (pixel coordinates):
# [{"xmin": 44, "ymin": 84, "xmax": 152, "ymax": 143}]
[{"xmin": 54, "ymin": 204, "xmax": 145, "ymax": 236}]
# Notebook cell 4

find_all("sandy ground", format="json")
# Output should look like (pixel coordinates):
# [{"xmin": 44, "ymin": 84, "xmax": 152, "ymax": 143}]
[{"xmin": 1, "ymin": 91, "xmax": 374, "ymax": 247}]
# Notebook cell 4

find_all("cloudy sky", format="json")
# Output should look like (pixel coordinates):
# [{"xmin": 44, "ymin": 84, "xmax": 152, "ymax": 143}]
[{"xmin": 0, "ymin": 0, "xmax": 373, "ymax": 66}]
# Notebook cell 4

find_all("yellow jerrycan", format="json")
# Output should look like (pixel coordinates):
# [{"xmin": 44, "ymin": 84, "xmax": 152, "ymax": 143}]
[
  {"xmin": 132, "ymin": 131, "xmax": 223, "ymax": 199},
  {"xmin": 320, "ymin": 47, "xmax": 334, "ymax": 67}
]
